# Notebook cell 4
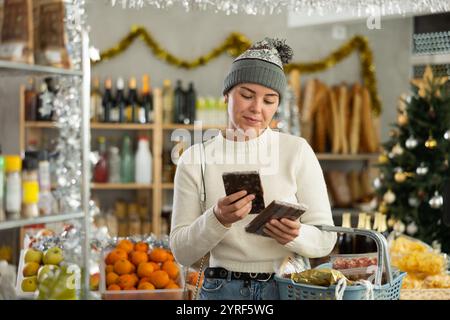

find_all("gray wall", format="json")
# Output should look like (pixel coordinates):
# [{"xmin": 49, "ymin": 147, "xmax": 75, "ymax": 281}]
[{"xmin": 0, "ymin": 2, "xmax": 413, "ymax": 154}]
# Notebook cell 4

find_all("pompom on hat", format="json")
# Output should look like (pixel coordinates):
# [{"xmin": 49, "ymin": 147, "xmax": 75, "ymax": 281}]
[{"xmin": 223, "ymin": 37, "xmax": 293, "ymax": 104}]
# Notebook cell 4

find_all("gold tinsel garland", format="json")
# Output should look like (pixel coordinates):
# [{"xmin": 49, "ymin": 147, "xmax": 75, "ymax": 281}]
[{"xmin": 93, "ymin": 26, "xmax": 381, "ymax": 114}]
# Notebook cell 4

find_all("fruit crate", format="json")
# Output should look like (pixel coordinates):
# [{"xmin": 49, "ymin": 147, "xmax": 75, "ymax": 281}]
[
  {"xmin": 15, "ymin": 250, "xmax": 37, "ymax": 300},
  {"xmin": 99, "ymin": 249, "xmax": 187, "ymax": 300}
]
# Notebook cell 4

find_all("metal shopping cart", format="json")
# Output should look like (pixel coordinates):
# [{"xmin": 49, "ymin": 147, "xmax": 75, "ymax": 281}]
[{"xmin": 275, "ymin": 225, "xmax": 406, "ymax": 300}]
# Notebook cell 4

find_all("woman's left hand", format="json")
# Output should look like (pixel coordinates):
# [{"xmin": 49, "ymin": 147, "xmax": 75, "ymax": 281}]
[{"xmin": 263, "ymin": 218, "xmax": 301, "ymax": 245}]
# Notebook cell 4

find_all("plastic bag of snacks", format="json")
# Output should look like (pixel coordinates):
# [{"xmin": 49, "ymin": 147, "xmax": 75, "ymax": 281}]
[
  {"xmin": 0, "ymin": 0, "xmax": 34, "ymax": 64},
  {"xmin": 33, "ymin": 0, "xmax": 71, "ymax": 68},
  {"xmin": 330, "ymin": 253, "xmax": 380, "ymax": 282},
  {"xmin": 276, "ymin": 255, "xmax": 310, "ymax": 279},
  {"xmin": 389, "ymin": 234, "xmax": 449, "ymax": 289}
]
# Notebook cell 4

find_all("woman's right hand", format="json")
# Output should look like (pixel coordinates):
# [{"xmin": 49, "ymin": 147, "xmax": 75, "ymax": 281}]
[{"xmin": 214, "ymin": 190, "xmax": 255, "ymax": 227}]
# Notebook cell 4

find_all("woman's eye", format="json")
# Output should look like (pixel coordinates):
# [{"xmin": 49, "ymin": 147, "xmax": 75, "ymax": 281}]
[
  {"xmin": 241, "ymin": 94, "xmax": 253, "ymax": 99},
  {"xmin": 264, "ymin": 100, "xmax": 275, "ymax": 105}
]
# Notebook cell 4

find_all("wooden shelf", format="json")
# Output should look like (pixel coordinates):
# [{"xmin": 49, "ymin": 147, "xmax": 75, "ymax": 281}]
[
  {"xmin": 91, "ymin": 183, "xmax": 153, "ymax": 190},
  {"xmin": 316, "ymin": 153, "xmax": 379, "ymax": 161},
  {"xmin": 0, "ymin": 60, "xmax": 82, "ymax": 77},
  {"xmin": 162, "ymin": 124, "xmax": 226, "ymax": 130},
  {"xmin": 25, "ymin": 121, "xmax": 56, "ymax": 128},
  {"xmin": 90, "ymin": 123, "xmax": 154, "ymax": 130},
  {"xmin": 162, "ymin": 183, "xmax": 174, "ymax": 189}
]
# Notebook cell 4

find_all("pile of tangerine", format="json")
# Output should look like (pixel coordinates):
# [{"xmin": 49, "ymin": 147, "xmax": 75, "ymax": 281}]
[{"xmin": 105, "ymin": 239, "xmax": 180, "ymax": 291}]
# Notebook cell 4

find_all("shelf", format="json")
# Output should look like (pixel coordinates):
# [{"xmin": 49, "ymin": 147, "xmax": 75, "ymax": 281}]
[
  {"xmin": 316, "ymin": 153, "xmax": 379, "ymax": 161},
  {"xmin": 91, "ymin": 183, "xmax": 153, "ymax": 190},
  {"xmin": 162, "ymin": 183, "xmax": 174, "ymax": 189},
  {"xmin": 90, "ymin": 123, "xmax": 154, "ymax": 130},
  {"xmin": 411, "ymin": 53, "xmax": 450, "ymax": 66},
  {"xmin": 0, "ymin": 212, "xmax": 85, "ymax": 231},
  {"xmin": 0, "ymin": 60, "xmax": 83, "ymax": 77},
  {"xmin": 25, "ymin": 121, "xmax": 57, "ymax": 128},
  {"xmin": 162, "ymin": 124, "xmax": 226, "ymax": 130}
]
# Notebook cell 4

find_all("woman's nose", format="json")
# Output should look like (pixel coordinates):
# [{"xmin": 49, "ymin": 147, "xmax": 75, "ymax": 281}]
[{"xmin": 249, "ymin": 98, "xmax": 263, "ymax": 113}]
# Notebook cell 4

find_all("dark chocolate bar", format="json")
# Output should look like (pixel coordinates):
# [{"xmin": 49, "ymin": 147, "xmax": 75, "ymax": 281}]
[
  {"xmin": 222, "ymin": 171, "xmax": 265, "ymax": 214},
  {"xmin": 245, "ymin": 200, "xmax": 307, "ymax": 236}
]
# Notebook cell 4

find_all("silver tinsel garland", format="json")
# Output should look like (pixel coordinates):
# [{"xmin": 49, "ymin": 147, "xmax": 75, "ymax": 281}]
[
  {"xmin": 52, "ymin": 0, "xmax": 88, "ymax": 213},
  {"xmin": 110, "ymin": 0, "xmax": 450, "ymax": 16}
]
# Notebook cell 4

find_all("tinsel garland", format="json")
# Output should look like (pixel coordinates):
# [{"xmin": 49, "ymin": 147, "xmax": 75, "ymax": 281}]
[{"xmin": 93, "ymin": 27, "xmax": 381, "ymax": 114}]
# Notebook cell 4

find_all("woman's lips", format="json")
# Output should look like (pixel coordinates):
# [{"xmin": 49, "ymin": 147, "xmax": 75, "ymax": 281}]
[{"xmin": 243, "ymin": 116, "xmax": 261, "ymax": 124}]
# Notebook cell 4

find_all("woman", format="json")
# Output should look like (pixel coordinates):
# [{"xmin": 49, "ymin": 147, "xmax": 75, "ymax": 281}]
[{"xmin": 170, "ymin": 38, "xmax": 336, "ymax": 300}]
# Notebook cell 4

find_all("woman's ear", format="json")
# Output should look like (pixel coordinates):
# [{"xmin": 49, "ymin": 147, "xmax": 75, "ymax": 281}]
[{"xmin": 224, "ymin": 94, "xmax": 228, "ymax": 104}]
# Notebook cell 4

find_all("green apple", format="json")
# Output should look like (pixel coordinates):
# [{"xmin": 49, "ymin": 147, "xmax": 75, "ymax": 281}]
[
  {"xmin": 37, "ymin": 264, "xmax": 59, "ymax": 283},
  {"xmin": 43, "ymin": 247, "xmax": 64, "ymax": 265},
  {"xmin": 22, "ymin": 262, "xmax": 40, "ymax": 277},
  {"xmin": 24, "ymin": 248, "xmax": 43, "ymax": 264},
  {"xmin": 21, "ymin": 276, "xmax": 38, "ymax": 292}
]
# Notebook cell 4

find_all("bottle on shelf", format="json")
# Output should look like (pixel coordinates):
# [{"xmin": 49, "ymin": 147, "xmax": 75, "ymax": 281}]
[
  {"xmin": 125, "ymin": 77, "xmax": 139, "ymax": 123},
  {"xmin": 93, "ymin": 136, "xmax": 108, "ymax": 183},
  {"xmin": 105, "ymin": 212, "xmax": 118, "ymax": 238},
  {"xmin": 102, "ymin": 77, "xmax": 114, "ymax": 123},
  {"xmin": 108, "ymin": 146, "xmax": 121, "ymax": 183},
  {"xmin": 185, "ymin": 82, "xmax": 197, "ymax": 124},
  {"xmin": 5, "ymin": 155, "xmax": 22, "ymax": 220},
  {"xmin": 173, "ymin": 79, "xmax": 186, "ymax": 124},
  {"xmin": 162, "ymin": 79, "xmax": 173, "ymax": 124},
  {"xmin": 364, "ymin": 214, "xmax": 377, "ymax": 252},
  {"xmin": 141, "ymin": 74, "xmax": 153, "ymax": 123},
  {"xmin": 24, "ymin": 77, "xmax": 38, "ymax": 122},
  {"xmin": 114, "ymin": 77, "xmax": 126, "ymax": 123},
  {"xmin": 120, "ymin": 135, "xmax": 134, "ymax": 183},
  {"xmin": 36, "ymin": 81, "xmax": 53, "ymax": 121},
  {"xmin": 37, "ymin": 151, "xmax": 54, "ymax": 216},
  {"xmin": 0, "ymin": 156, "xmax": 5, "ymax": 221},
  {"xmin": 338, "ymin": 212, "xmax": 354, "ymax": 254},
  {"xmin": 377, "ymin": 213, "xmax": 390, "ymax": 239},
  {"xmin": 354, "ymin": 212, "xmax": 367, "ymax": 253},
  {"xmin": 21, "ymin": 157, "xmax": 40, "ymax": 219},
  {"xmin": 128, "ymin": 203, "xmax": 141, "ymax": 236},
  {"xmin": 135, "ymin": 136, "xmax": 152, "ymax": 184},
  {"xmin": 91, "ymin": 76, "xmax": 102, "ymax": 122}
]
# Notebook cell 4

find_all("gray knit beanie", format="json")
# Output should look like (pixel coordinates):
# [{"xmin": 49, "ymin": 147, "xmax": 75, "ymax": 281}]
[{"xmin": 223, "ymin": 38, "xmax": 293, "ymax": 104}]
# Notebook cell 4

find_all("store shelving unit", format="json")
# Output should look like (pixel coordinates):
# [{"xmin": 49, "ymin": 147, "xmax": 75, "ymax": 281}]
[
  {"xmin": 0, "ymin": 30, "xmax": 91, "ymax": 299},
  {"xmin": 411, "ymin": 53, "xmax": 450, "ymax": 66}
]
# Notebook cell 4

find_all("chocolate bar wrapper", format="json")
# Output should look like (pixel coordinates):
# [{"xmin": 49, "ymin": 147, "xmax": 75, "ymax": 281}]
[{"xmin": 222, "ymin": 171, "xmax": 265, "ymax": 214}]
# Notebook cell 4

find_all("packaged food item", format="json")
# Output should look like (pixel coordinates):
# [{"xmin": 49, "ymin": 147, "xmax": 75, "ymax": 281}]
[
  {"xmin": 222, "ymin": 171, "xmax": 265, "ymax": 214},
  {"xmin": 0, "ymin": 0, "xmax": 34, "ymax": 64},
  {"xmin": 33, "ymin": 0, "xmax": 71, "ymax": 68},
  {"xmin": 291, "ymin": 268, "xmax": 353, "ymax": 287},
  {"xmin": 331, "ymin": 252, "xmax": 378, "ymax": 270},
  {"xmin": 276, "ymin": 255, "xmax": 310, "ymax": 278}
]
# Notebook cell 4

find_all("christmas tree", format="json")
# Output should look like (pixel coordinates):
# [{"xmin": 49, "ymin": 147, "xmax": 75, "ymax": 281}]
[{"xmin": 375, "ymin": 66, "xmax": 450, "ymax": 252}]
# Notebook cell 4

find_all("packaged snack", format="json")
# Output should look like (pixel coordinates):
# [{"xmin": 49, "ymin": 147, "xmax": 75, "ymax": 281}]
[
  {"xmin": 0, "ymin": 0, "xmax": 34, "ymax": 64},
  {"xmin": 331, "ymin": 252, "xmax": 378, "ymax": 270},
  {"xmin": 33, "ymin": 0, "xmax": 71, "ymax": 68},
  {"xmin": 291, "ymin": 268, "xmax": 353, "ymax": 287},
  {"xmin": 276, "ymin": 255, "xmax": 310, "ymax": 278},
  {"xmin": 222, "ymin": 171, "xmax": 265, "ymax": 214}
]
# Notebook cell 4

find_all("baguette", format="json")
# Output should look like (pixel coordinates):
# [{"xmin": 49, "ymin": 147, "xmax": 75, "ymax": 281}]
[
  {"xmin": 360, "ymin": 86, "xmax": 378, "ymax": 153},
  {"xmin": 329, "ymin": 88, "xmax": 341, "ymax": 154},
  {"xmin": 313, "ymin": 83, "xmax": 328, "ymax": 152},
  {"xmin": 300, "ymin": 79, "xmax": 316, "ymax": 143},
  {"xmin": 325, "ymin": 171, "xmax": 352, "ymax": 208},
  {"xmin": 347, "ymin": 171, "xmax": 361, "ymax": 203},
  {"xmin": 337, "ymin": 85, "xmax": 349, "ymax": 154},
  {"xmin": 349, "ymin": 84, "xmax": 362, "ymax": 154}
]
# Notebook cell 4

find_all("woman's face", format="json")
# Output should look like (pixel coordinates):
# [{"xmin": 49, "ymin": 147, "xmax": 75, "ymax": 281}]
[{"xmin": 225, "ymin": 83, "xmax": 279, "ymax": 133}]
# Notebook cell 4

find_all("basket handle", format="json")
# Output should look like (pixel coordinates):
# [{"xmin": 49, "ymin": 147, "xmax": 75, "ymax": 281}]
[{"xmin": 314, "ymin": 225, "xmax": 393, "ymax": 286}]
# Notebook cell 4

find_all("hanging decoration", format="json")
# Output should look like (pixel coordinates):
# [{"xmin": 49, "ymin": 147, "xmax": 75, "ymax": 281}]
[
  {"xmin": 93, "ymin": 27, "xmax": 382, "ymax": 114},
  {"xmin": 110, "ymin": 0, "xmax": 450, "ymax": 17}
]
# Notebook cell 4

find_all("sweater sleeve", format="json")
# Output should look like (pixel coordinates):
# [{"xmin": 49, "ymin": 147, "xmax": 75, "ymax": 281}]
[
  {"xmin": 169, "ymin": 147, "xmax": 230, "ymax": 267},
  {"xmin": 284, "ymin": 139, "xmax": 337, "ymax": 258}
]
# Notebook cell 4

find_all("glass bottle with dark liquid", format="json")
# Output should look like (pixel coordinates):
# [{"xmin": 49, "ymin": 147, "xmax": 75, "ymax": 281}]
[
  {"xmin": 354, "ymin": 212, "xmax": 367, "ymax": 253},
  {"xmin": 338, "ymin": 212, "xmax": 354, "ymax": 254}
]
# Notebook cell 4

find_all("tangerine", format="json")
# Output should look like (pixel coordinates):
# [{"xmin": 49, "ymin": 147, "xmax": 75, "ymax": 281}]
[
  {"xmin": 165, "ymin": 281, "xmax": 180, "ymax": 289},
  {"xmin": 134, "ymin": 242, "xmax": 149, "ymax": 252},
  {"xmin": 162, "ymin": 261, "xmax": 179, "ymax": 280},
  {"xmin": 117, "ymin": 274, "xmax": 135, "ymax": 289},
  {"xmin": 114, "ymin": 259, "xmax": 133, "ymax": 275},
  {"xmin": 130, "ymin": 273, "xmax": 139, "ymax": 286},
  {"xmin": 107, "ymin": 284, "xmax": 121, "ymax": 291},
  {"xmin": 149, "ymin": 262, "xmax": 161, "ymax": 271},
  {"xmin": 149, "ymin": 270, "xmax": 170, "ymax": 289},
  {"xmin": 139, "ymin": 277, "xmax": 151, "ymax": 285},
  {"xmin": 116, "ymin": 239, "xmax": 134, "ymax": 254},
  {"xmin": 105, "ymin": 265, "xmax": 114, "ymax": 274},
  {"xmin": 149, "ymin": 248, "xmax": 169, "ymax": 263},
  {"xmin": 137, "ymin": 262, "xmax": 154, "ymax": 278},
  {"xmin": 105, "ymin": 249, "xmax": 128, "ymax": 265},
  {"xmin": 138, "ymin": 282, "xmax": 155, "ymax": 290},
  {"xmin": 130, "ymin": 251, "xmax": 148, "ymax": 266},
  {"xmin": 123, "ymin": 286, "xmax": 136, "ymax": 290},
  {"xmin": 106, "ymin": 272, "xmax": 119, "ymax": 286}
]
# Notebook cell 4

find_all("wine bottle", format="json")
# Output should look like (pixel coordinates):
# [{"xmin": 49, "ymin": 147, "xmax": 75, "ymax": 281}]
[
  {"xmin": 24, "ymin": 77, "xmax": 38, "ymax": 121},
  {"xmin": 162, "ymin": 80, "xmax": 173, "ymax": 124},
  {"xmin": 120, "ymin": 135, "xmax": 134, "ymax": 183},
  {"xmin": 354, "ymin": 212, "xmax": 367, "ymax": 253},
  {"xmin": 364, "ymin": 214, "xmax": 377, "ymax": 252},
  {"xmin": 185, "ymin": 82, "xmax": 197, "ymax": 124},
  {"xmin": 93, "ymin": 136, "xmax": 108, "ymax": 183},
  {"xmin": 91, "ymin": 76, "xmax": 102, "ymax": 122},
  {"xmin": 102, "ymin": 78, "xmax": 113, "ymax": 123},
  {"xmin": 125, "ymin": 77, "xmax": 139, "ymax": 123},
  {"xmin": 377, "ymin": 213, "xmax": 390, "ymax": 239},
  {"xmin": 141, "ymin": 74, "xmax": 153, "ymax": 123},
  {"xmin": 173, "ymin": 80, "xmax": 186, "ymax": 124},
  {"xmin": 338, "ymin": 212, "xmax": 354, "ymax": 254},
  {"xmin": 114, "ymin": 77, "xmax": 126, "ymax": 123}
]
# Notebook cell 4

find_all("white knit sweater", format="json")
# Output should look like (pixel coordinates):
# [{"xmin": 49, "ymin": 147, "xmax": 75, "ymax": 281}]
[{"xmin": 170, "ymin": 128, "xmax": 337, "ymax": 273}]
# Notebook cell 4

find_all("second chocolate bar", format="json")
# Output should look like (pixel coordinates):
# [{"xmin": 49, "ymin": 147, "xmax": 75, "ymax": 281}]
[{"xmin": 222, "ymin": 171, "xmax": 265, "ymax": 214}]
